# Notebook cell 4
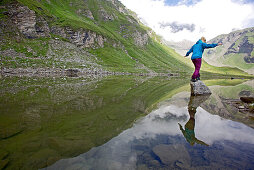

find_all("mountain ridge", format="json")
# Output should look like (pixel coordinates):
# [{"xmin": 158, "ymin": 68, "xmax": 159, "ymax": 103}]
[
  {"xmin": 204, "ymin": 27, "xmax": 254, "ymax": 74},
  {"xmin": 0, "ymin": 0, "xmax": 250, "ymax": 77}
]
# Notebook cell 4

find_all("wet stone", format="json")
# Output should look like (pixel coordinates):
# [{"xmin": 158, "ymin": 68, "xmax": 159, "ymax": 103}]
[{"xmin": 190, "ymin": 80, "xmax": 212, "ymax": 96}]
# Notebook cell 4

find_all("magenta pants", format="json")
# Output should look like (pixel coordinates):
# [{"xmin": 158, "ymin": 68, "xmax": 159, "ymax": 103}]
[{"xmin": 192, "ymin": 58, "xmax": 202, "ymax": 79}]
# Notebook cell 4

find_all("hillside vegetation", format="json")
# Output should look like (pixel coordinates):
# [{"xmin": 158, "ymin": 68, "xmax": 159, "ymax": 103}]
[{"xmin": 0, "ymin": 0, "xmax": 250, "ymax": 77}]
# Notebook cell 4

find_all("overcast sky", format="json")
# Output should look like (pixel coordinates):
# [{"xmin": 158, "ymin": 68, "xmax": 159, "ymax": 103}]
[{"xmin": 119, "ymin": 0, "xmax": 254, "ymax": 42}]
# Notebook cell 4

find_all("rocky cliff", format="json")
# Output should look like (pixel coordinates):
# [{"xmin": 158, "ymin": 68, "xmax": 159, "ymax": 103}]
[{"xmin": 0, "ymin": 0, "xmax": 189, "ymax": 75}]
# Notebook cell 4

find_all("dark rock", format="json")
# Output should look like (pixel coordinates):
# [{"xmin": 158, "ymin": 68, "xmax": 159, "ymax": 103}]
[
  {"xmin": 6, "ymin": 3, "xmax": 49, "ymax": 38},
  {"xmin": 240, "ymin": 97, "xmax": 254, "ymax": 103},
  {"xmin": 190, "ymin": 80, "xmax": 212, "ymax": 96},
  {"xmin": 66, "ymin": 69, "xmax": 79, "ymax": 77},
  {"xmin": 51, "ymin": 26, "xmax": 106, "ymax": 48}
]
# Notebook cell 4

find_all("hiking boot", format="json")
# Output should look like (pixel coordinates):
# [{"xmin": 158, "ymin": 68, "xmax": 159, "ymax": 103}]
[{"xmin": 196, "ymin": 77, "xmax": 200, "ymax": 81}]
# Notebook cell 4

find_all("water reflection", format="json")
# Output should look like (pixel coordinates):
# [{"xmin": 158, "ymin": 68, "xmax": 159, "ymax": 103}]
[
  {"xmin": 0, "ymin": 76, "xmax": 189, "ymax": 169},
  {"xmin": 178, "ymin": 94, "xmax": 210, "ymax": 146},
  {"xmin": 45, "ymin": 91, "xmax": 254, "ymax": 170},
  {"xmin": 1, "ymin": 77, "xmax": 254, "ymax": 169}
]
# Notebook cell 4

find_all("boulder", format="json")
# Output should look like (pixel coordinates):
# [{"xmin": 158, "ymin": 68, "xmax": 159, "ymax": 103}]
[
  {"xmin": 240, "ymin": 97, "xmax": 254, "ymax": 103},
  {"xmin": 190, "ymin": 80, "xmax": 211, "ymax": 96},
  {"xmin": 133, "ymin": 31, "xmax": 149, "ymax": 47}
]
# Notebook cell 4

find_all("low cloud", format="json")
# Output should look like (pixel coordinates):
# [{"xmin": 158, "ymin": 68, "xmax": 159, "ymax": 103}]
[
  {"xmin": 120, "ymin": 0, "xmax": 254, "ymax": 42},
  {"xmin": 160, "ymin": 22, "xmax": 195, "ymax": 33}
]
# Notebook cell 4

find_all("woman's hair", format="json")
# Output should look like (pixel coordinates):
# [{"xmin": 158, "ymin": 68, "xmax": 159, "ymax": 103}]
[{"xmin": 201, "ymin": 37, "xmax": 206, "ymax": 43}]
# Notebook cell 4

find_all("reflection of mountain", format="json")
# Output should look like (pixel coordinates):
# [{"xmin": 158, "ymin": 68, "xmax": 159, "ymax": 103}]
[
  {"xmin": 1, "ymin": 77, "xmax": 253, "ymax": 169},
  {"xmin": 165, "ymin": 79, "xmax": 254, "ymax": 128},
  {"xmin": 0, "ymin": 76, "xmax": 188, "ymax": 170},
  {"xmin": 45, "ymin": 88, "xmax": 254, "ymax": 170},
  {"xmin": 201, "ymin": 80, "xmax": 254, "ymax": 128}
]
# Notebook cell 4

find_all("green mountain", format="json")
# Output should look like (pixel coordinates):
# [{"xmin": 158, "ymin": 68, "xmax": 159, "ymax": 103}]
[
  {"xmin": 204, "ymin": 27, "xmax": 254, "ymax": 75},
  {"xmin": 0, "ymin": 0, "xmax": 249, "ymax": 77}
]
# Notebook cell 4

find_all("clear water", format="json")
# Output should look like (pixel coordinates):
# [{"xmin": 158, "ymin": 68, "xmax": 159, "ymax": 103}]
[{"xmin": 0, "ymin": 76, "xmax": 254, "ymax": 170}]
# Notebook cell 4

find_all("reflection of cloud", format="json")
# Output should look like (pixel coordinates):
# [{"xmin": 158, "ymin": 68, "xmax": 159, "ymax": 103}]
[
  {"xmin": 195, "ymin": 108, "xmax": 254, "ymax": 144},
  {"xmin": 159, "ymin": 22, "xmax": 196, "ymax": 33},
  {"xmin": 46, "ymin": 102, "xmax": 254, "ymax": 170}
]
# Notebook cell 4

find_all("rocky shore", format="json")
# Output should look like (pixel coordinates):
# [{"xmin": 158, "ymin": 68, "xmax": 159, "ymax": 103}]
[
  {"xmin": 222, "ymin": 91, "xmax": 254, "ymax": 119},
  {"xmin": 0, "ymin": 68, "xmax": 179, "ymax": 77}
]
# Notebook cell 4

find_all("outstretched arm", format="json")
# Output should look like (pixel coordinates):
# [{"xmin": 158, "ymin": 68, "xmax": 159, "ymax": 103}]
[
  {"xmin": 203, "ymin": 42, "xmax": 222, "ymax": 49},
  {"xmin": 184, "ymin": 46, "xmax": 193, "ymax": 57}
]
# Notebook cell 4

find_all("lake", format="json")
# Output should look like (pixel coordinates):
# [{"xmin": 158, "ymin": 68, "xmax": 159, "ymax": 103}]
[{"xmin": 0, "ymin": 75, "xmax": 254, "ymax": 169}]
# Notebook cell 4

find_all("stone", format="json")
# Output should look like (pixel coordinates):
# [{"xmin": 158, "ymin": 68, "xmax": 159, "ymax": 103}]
[
  {"xmin": 133, "ymin": 31, "xmax": 149, "ymax": 47},
  {"xmin": 190, "ymin": 80, "xmax": 212, "ymax": 96},
  {"xmin": 152, "ymin": 144, "xmax": 190, "ymax": 167},
  {"xmin": 7, "ymin": 4, "xmax": 49, "ymax": 38},
  {"xmin": 240, "ymin": 97, "xmax": 254, "ymax": 103},
  {"xmin": 238, "ymin": 106, "xmax": 245, "ymax": 109},
  {"xmin": 239, "ymin": 90, "xmax": 253, "ymax": 97},
  {"xmin": 76, "ymin": 9, "xmax": 94, "ymax": 20},
  {"xmin": 50, "ymin": 26, "xmax": 106, "ymax": 48},
  {"xmin": 99, "ymin": 6, "xmax": 114, "ymax": 21},
  {"xmin": 66, "ymin": 69, "xmax": 79, "ymax": 77},
  {"xmin": 84, "ymin": 10, "xmax": 94, "ymax": 20}
]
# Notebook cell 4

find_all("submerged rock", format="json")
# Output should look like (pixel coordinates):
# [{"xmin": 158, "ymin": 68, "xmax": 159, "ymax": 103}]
[
  {"xmin": 152, "ymin": 144, "xmax": 190, "ymax": 168},
  {"xmin": 190, "ymin": 80, "xmax": 211, "ymax": 96}
]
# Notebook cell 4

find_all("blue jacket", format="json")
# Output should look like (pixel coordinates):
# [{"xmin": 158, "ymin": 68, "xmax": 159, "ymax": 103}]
[{"xmin": 186, "ymin": 40, "xmax": 218, "ymax": 60}]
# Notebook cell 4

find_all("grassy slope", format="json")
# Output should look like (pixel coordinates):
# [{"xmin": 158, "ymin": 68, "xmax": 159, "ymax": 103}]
[{"xmin": 0, "ymin": 0, "xmax": 251, "ymax": 77}]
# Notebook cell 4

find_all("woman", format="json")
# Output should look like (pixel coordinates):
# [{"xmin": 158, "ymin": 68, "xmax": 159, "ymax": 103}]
[{"xmin": 185, "ymin": 37, "xmax": 222, "ymax": 82}]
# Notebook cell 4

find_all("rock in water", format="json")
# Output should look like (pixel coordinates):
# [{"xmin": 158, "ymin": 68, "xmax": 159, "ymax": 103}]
[
  {"xmin": 240, "ymin": 97, "xmax": 254, "ymax": 103},
  {"xmin": 190, "ymin": 80, "xmax": 211, "ymax": 96}
]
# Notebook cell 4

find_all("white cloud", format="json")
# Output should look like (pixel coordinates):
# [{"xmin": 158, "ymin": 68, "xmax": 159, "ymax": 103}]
[{"xmin": 119, "ymin": 0, "xmax": 254, "ymax": 42}]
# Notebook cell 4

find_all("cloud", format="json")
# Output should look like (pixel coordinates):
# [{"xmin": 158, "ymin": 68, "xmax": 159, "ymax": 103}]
[
  {"xmin": 159, "ymin": 22, "xmax": 196, "ymax": 33},
  {"xmin": 119, "ymin": 0, "xmax": 254, "ymax": 42}
]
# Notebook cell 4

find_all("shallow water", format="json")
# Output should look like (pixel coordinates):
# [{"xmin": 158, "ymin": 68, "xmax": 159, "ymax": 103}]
[{"xmin": 0, "ymin": 76, "xmax": 254, "ymax": 169}]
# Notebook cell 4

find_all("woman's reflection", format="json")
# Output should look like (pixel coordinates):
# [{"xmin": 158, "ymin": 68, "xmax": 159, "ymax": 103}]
[{"xmin": 178, "ymin": 94, "xmax": 211, "ymax": 146}]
